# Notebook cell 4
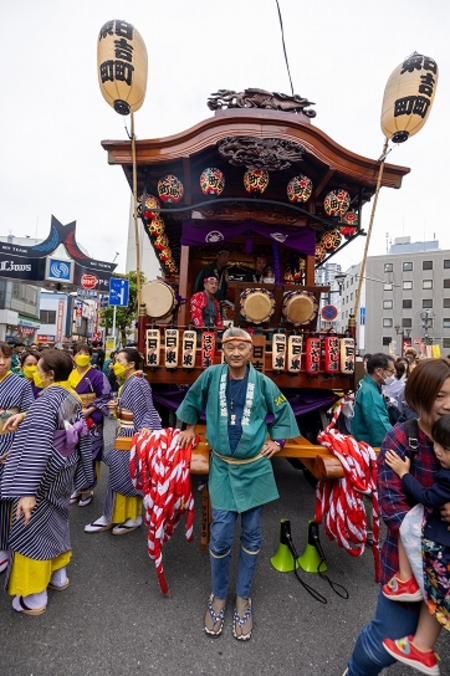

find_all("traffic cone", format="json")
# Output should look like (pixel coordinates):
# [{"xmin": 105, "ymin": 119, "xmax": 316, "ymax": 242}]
[
  {"xmin": 298, "ymin": 520, "xmax": 327, "ymax": 573},
  {"xmin": 271, "ymin": 519, "xmax": 299, "ymax": 572}
]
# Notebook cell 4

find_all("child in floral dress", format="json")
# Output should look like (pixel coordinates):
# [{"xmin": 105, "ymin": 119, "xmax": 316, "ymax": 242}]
[{"xmin": 381, "ymin": 415, "xmax": 450, "ymax": 676}]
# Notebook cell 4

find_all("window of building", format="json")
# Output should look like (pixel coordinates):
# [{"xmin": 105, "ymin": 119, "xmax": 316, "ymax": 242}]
[
  {"xmin": 40, "ymin": 310, "xmax": 56, "ymax": 324},
  {"xmin": 423, "ymin": 280, "xmax": 433, "ymax": 290},
  {"xmin": 402, "ymin": 299, "xmax": 412, "ymax": 309},
  {"xmin": 383, "ymin": 300, "xmax": 393, "ymax": 310},
  {"xmin": 444, "ymin": 338, "xmax": 450, "ymax": 349},
  {"xmin": 403, "ymin": 280, "xmax": 413, "ymax": 290},
  {"xmin": 384, "ymin": 263, "xmax": 393, "ymax": 273},
  {"xmin": 423, "ymin": 261, "xmax": 433, "ymax": 270},
  {"xmin": 350, "ymin": 292, "xmax": 353, "ymax": 300},
  {"xmin": 444, "ymin": 260, "xmax": 450, "ymax": 269},
  {"xmin": 384, "ymin": 282, "xmax": 393, "ymax": 291},
  {"xmin": 422, "ymin": 299, "xmax": 433, "ymax": 309},
  {"xmin": 383, "ymin": 318, "xmax": 393, "ymax": 328},
  {"xmin": 403, "ymin": 262, "xmax": 413, "ymax": 272},
  {"xmin": 444, "ymin": 319, "xmax": 450, "ymax": 329},
  {"xmin": 402, "ymin": 318, "xmax": 412, "ymax": 328},
  {"xmin": 382, "ymin": 337, "xmax": 391, "ymax": 346},
  {"xmin": 444, "ymin": 299, "xmax": 450, "ymax": 308},
  {"xmin": 444, "ymin": 279, "xmax": 450, "ymax": 289}
]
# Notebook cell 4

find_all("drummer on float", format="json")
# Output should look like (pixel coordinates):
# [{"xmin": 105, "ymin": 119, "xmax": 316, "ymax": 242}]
[
  {"xmin": 243, "ymin": 255, "xmax": 267, "ymax": 283},
  {"xmin": 190, "ymin": 276, "xmax": 225, "ymax": 328}
]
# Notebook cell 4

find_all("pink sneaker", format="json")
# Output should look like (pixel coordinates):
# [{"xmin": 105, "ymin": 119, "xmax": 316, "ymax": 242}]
[
  {"xmin": 382, "ymin": 574, "xmax": 422, "ymax": 602},
  {"xmin": 383, "ymin": 635, "xmax": 440, "ymax": 675}
]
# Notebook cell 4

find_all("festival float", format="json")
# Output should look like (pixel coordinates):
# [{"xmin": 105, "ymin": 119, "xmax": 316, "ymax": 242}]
[{"xmin": 97, "ymin": 22, "xmax": 437, "ymax": 480}]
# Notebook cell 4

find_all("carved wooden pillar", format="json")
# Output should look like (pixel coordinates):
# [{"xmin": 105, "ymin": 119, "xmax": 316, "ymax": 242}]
[{"xmin": 178, "ymin": 245, "xmax": 190, "ymax": 326}]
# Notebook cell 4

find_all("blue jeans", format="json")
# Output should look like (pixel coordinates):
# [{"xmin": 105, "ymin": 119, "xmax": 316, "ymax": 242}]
[
  {"xmin": 347, "ymin": 590, "xmax": 420, "ymax": 675},
  {"xmin": 209, "ymin": 506, "xmax": 264, "ymax": 599}
]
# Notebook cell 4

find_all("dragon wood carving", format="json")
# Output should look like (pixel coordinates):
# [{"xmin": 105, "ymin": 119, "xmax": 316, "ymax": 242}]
[
  {"xmin": 207, "ymin": 88, "xmax": 316, "ymax": 117},
  {"xmin": 217, "ymin": 136, "xmax": 305, "ymax": 171}
]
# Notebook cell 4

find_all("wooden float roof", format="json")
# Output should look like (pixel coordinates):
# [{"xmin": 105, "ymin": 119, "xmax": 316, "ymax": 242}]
[{"xmin": 101, "ymin": 103, "xmax": 410, "ymax": 269}]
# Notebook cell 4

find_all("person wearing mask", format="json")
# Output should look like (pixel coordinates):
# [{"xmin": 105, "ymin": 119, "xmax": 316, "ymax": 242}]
[
  {"xmin": 1, "ymin": 349, "xmax": 93, "ymax": 615},
  {"xmin": 176, "ymin": 327, "xmax": 299, "ymax": 641},
  {"xmin": 352, "ymin": 353, "xmax": 394, "ymax": 448},
  {"xmin": 19, "ymin": 349, "xmax": 42, "ymax": 398},
  {"xmin": 68, "ymin": 343, "xmax": 111, "ymax": 507},
  {"xmin": 84, "ymin": 348, "xmax": 162, "ymax": 535},
  {"xmin": 194, "ymin": 250, "xmax": 229, "ymax": 301},
  {"xmin": 382, "ymin": 360, "xmax": 406, "ymax": 425},
  {"xmin": 343, "ymin": 358, "xmax": 450, "ymax": 676},
  {"xmin": 190, "ymin": 276, "xmax": 225, "ymax": 329},
  {"xmin": 0, "ymin": 342, "xmax": 34, "ymax": 574}
]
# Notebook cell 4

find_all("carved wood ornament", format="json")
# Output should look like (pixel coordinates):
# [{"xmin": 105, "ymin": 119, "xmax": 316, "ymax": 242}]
[{"xmin": 217, "ymin": 136, "xmax": 305, "ymax": 171}]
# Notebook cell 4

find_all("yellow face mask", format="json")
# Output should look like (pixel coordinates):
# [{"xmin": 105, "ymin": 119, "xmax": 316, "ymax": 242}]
[
  {"xmin": 74, "ymin": 354, "xmax": 91, "ymax": 368},
  {"xmin": 113, "ymin": 363, "xmax": 127, "ymax": 379},
  {"xmin": 33, "ymin": 372, "xmax": 44, "ymax": 388},
  {"xmin": 23, "ymin": 365, "xmax": 37, "ymax": 380}
]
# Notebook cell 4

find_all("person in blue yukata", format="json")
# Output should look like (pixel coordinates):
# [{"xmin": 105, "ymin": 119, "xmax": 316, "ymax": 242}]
[{"xmin": 176, "ymin": 327, "xmax": 299, "ymax": 641}]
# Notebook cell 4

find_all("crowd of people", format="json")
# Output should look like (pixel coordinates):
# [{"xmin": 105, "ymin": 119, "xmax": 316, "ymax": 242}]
[{"xmin": 1, "ymin": 333, "xmax": 450, "ymax": 674}]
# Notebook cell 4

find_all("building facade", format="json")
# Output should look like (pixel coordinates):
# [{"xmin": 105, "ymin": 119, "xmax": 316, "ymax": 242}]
[{"xmin": 340, "ymin": 238, "xmax": 450, "ymax": 355}]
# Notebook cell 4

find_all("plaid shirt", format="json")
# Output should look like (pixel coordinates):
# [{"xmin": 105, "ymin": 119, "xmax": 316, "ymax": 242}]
[{"xmin": 377, "ymin": 422, "xmax": 439, "ymax": 584}]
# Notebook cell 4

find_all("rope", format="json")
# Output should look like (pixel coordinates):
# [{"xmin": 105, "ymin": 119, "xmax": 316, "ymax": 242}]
[
  {"xmin": 130, "ymin": 427, "xmax": 197, "ymax": 594},
  {"xmin": 314, "ymin": 397, "xmax": 381, "ymax": 582}
]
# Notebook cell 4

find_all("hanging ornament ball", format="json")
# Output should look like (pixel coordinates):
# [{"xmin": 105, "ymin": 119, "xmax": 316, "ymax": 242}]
[
  {"xmin": 315, "ymin": 242, "xmax": 326, "ymax": 262},
  {"xmin": 340, "ymin": 226, "xmax": 358, "ymax": 239},
  {"xmin": 157, "ymin": 174, "xmax": 184, "ymax": 204},
  {"xmin": 287, "ymin": 174, "xmax": 313, "ymax": 203},
  {"xmin": 243, "ymin": 169, "xmax": 269, "ymax": 195},
  {"xmin": 321, "ymin": 229, "xmax": 342, "ymax": 251},
  {"xmin": 200, "ymin": 167, "xmax": 225, "ymax": 196},
  {"xmin": 323, "ymin": 189, "xmax": 351, "ymax": 217},
  {"xmin": 147, "ymin": 214, "xmax": 165, "ymax": 237},
  {"xmin": 139, "ymin": 194, "xmax": 160, "ymax": 221}
]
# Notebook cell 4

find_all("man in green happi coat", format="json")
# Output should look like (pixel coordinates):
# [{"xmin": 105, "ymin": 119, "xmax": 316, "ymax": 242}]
[{"xmin": 177, "ymin": 327, "xmax": 299, "ymax": 641}]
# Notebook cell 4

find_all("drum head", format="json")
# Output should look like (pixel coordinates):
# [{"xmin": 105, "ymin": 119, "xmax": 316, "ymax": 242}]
[
  {"xmin": 282, "ymin": 291, "xmax": 318, "ymax": 326},
  {"xmin": 141, "ymin": 281, "xmax": 176, "ymax": 319},
  {"xmin": 240, "ymin": 288, "xmax": 275, "ymax": 324}
]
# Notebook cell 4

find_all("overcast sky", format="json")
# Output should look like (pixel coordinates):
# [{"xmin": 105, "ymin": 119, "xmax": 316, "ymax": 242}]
[{"xmin": 2, "ymin": 0, "xmax": 449, "ymax": 275}]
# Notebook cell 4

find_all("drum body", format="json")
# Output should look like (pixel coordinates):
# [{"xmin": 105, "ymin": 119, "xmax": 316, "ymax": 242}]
[
  {"xmin": 282, "ymin": 290, "xmax": 318, "ymax": 327},
  {"xmin": 141, "ymin": 280, "xmax": 177, "ymax": 319},
  {"xmin": 239, "ymin": 288, "xmax": 275, "ymax": 324}
]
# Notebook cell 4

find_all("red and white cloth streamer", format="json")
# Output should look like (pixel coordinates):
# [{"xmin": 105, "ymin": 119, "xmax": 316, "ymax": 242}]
[
  {"xmin": 315, "ymin": 397, "xmax": 381, "ymax": 582},
  {"xmin": 130, "ymin": 427, "xmax": 197, "ymax": 594}
]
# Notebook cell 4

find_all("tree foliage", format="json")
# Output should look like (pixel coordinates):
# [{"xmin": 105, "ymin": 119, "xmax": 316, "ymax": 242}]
[{"xmin": 99, "ymin": 271, "xmax": 146, "ymax": 347}]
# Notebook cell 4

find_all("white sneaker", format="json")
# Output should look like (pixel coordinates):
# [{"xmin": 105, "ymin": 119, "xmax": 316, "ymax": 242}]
[{"xmin": 112, "ymin": 515, "xmax": 143, "ymax": 535}]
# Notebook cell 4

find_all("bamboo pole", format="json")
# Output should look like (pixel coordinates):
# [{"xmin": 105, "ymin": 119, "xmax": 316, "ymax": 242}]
[
  {"xmin": 352, "ymin": 137, "xmax": 390, "ymax": 322},
  {"xmin": 130, "ymin": 112, "xmax": 142, "ymax": 308}
]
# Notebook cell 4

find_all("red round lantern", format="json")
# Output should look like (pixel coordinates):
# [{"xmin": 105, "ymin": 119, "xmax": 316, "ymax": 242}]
[
  {"xmin": 315, "ymin": 242, "xmax": 326, "ymax": 262},
  {"xmin": 323, "ymin": 189, "xmax": 351, "ymax": 217},
  {"xmin": 157, "ymin": 174, "xmax": 184, "ymax": 204},
  {"xmin": 320, "ymin": 229, "xmax": 342, "ymax": 251},
  {"xmin": 200, "ymin": 167, "xmax": 225, "ymax": 196},
  {"xmin": 243, "ymin": 169, "xmax": 269, "ymax": 195},
  {"xmin": 146, "ymin": 214, "xmax": 165, "ymax": 237},
  {"xmin": 287, "ymin": 174, "xmax": 313, "ymax": 203},
  {"xmin": 139, "ymin": 194, "xmax": 160, "ymax": 221},
  {"xmin": 154, "ymin": 233, "xmax": 169, "ymax": 250}
]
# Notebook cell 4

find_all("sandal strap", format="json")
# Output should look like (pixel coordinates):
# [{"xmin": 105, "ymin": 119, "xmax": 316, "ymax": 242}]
[
  {"xmin": 207, "ymin": 598, "xmax": 225, "ymax": 625},
  {"xmin": 233, "ymin": 604, "xmax": 252, "ymax": 627}
]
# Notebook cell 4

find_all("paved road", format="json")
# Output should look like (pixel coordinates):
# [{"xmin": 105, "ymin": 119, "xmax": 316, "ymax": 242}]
[{"xmin": 1, "ymin": 420, "xmax": 448, "ymax": 676}]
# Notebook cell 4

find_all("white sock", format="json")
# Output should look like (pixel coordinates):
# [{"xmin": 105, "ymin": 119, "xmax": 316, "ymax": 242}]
[
  {"xmin": 13, "ymin": 590, "xmax": 48, "ymax": 611},
  {"xmin": 123, "ymin": 515, "xmax": 142, "ymax": 527},
  {"xmin": 50, "ymin": 567, "xmax": 68, "ymax": 588},
  {"xmin": 94, "ymin": 515, "xmax": 110, "ymax": 526}
]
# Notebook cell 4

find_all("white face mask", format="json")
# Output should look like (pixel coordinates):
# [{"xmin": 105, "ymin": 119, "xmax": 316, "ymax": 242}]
[{"xmin": 384, "ymin": 375, "xmax": 396, "ymax": 386}]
